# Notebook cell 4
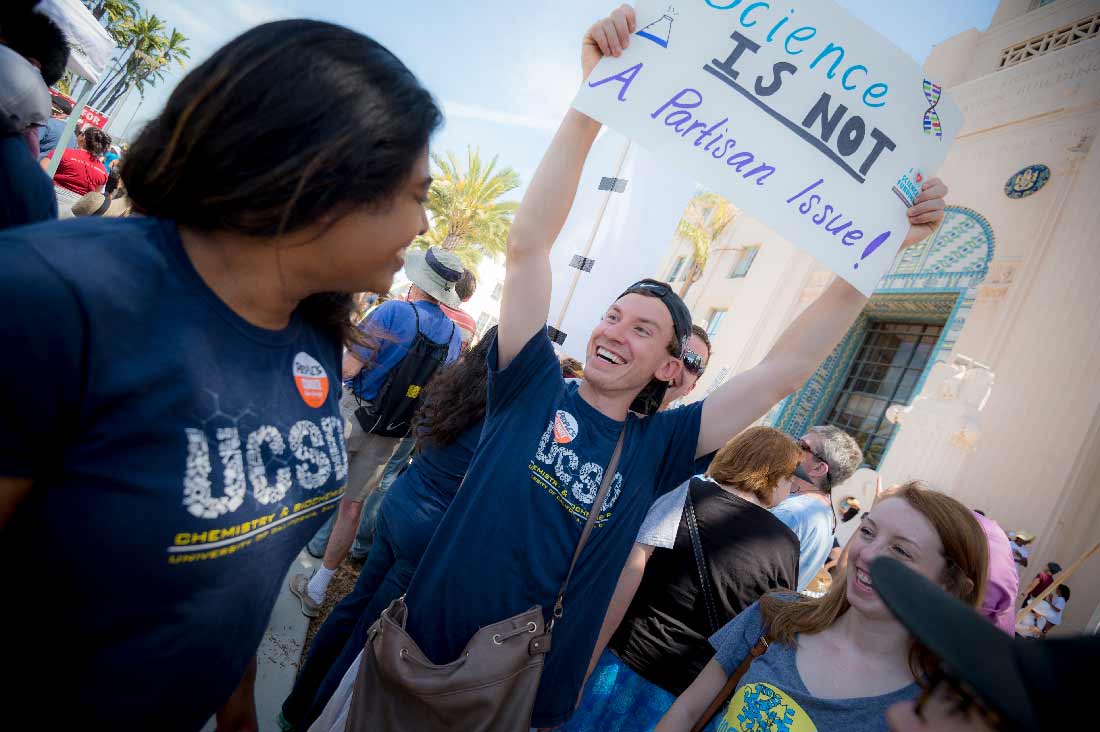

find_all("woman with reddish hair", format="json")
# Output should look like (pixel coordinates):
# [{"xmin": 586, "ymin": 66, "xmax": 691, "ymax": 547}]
[
  {"xmin": 568, "ymin": 426, "xmax": 803, "ymax": 731},
  {"xmin": 657, "ymin": 482, "xmax": 989, "ymax": 732}
]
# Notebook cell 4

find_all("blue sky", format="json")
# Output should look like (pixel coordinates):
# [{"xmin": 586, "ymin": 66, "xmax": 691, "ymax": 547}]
[{"xmin": 110, "ymin": 0, "xmax": 998, "ymax": 193}]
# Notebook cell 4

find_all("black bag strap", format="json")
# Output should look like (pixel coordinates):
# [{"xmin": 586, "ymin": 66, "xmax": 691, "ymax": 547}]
[
  {"xmin": 548, "ymin": 427, "xmax": 626, "ymax": 634},
  {"xmin": 93, "ymin": 194, "xmax": 112, "ymax": 216},
  {"xmin": 685, "ymin": 481, "xmax": 721, "ymax": 636},
  {"xmin": 412, "ymin": 300, "xmax": 456, "ymax": 348},
  {"xmin": 353, "ymin": 301, "xmax": 437, "ymax": 408},
  {"xmin": 690, "ymin": 634, "xmax": 771, "ymax": 732}
]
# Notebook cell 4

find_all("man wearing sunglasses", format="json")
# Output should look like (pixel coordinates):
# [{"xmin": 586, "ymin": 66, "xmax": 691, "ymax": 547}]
[
  {"xmin": 772, "ymin": 425, "xmax": 863, "ymax": 591},
  {"xmin": 396, "ymin": 9, "xmax": 949, "ymax": 729},
  {"xmin": 661, "ymin": 324, "xmax": 711, "ymax": 412},
  {"xmin": 872, "ymin": 556, "xmax": 1095, "ymax": 732}
]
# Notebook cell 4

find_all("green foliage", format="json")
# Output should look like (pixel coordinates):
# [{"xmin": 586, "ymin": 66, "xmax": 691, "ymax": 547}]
[
  {"xmin": 675, "ymin": 192, "xmax": 738, "ymax": 297},
  {"xmin": 83, "ymin": 1, "xmax": 190, "ymax": 115},
  {"xmin": 412, "ymin": 147, "xmax": 521, "ymax": 273}
]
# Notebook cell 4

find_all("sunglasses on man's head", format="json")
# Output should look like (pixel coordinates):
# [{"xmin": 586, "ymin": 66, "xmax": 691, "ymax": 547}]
[
  {"xmin": 682, "ymin": 350, "xmax": 704, "ymax": 376},
  {"xmin": 799, "ymin": 439, "xmax": 826, "ymax": 463},
  {"xmin": 628, "ymin": 280, "xmax": 673, "ymax": 298}
]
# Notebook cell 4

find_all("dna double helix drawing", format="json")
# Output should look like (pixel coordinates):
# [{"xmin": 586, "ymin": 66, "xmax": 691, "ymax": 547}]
[{"xmin": 922, "ymin": 79, "xmax": 943, "ymax": 139}]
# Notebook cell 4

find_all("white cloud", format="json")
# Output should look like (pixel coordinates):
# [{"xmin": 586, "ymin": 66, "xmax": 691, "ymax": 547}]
[{"xmin": 443, "ymin": 101, "xmax": 559, "ymax": 131}]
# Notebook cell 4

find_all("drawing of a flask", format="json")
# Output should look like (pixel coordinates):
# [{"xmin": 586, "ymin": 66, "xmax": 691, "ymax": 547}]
[{"xmin": 636, "ymin": 14, "xmax": 674, "ymax": 48}]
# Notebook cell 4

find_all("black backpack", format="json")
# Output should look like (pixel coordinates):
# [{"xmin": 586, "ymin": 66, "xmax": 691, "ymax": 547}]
[{"xmin": 354, "ymin": 302, "xmax": 456, "ymax": 438}]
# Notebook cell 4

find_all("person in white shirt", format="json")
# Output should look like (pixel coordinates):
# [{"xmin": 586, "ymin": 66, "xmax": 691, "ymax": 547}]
[
  {"xmin": 771, "ymin": 425, "xmax": 863, "ymax": 591},
  {"xmin": 1017, "ymin": 584, "xmax": 1070, "ymax": 638}
]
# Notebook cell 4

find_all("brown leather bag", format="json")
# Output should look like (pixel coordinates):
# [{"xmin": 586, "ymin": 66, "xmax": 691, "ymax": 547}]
[
  {"xmin": 690, "ymin": 635, "xmax": 771, "ymax": 732},
  {"xmin": 345, "ymin": 430, "xmax": 626, "ymax": 732}
]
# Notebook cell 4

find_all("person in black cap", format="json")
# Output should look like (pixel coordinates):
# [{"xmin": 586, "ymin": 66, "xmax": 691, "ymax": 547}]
[
  {"xmin": 871, "ymin": 556, "xmax": 1097, "ymax": 732},
  {"xmin": 381, "ymin": 8, "xmax": 950, "ymax": 730},
  {"xmin": 37, "ymin": 94, "xmax": 74, "ymax": 160}
]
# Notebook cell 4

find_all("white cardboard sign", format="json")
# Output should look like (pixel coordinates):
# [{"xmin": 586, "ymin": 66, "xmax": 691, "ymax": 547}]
[{"xmin": 572, "ymin": 0, "xmax": 963, "ymax": 295}]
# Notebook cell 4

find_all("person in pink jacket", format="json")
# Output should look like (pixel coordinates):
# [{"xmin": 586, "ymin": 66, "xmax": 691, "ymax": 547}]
[{"xmin": 973, "ymin": 510, "xmax": 1019, "ymax": 634}]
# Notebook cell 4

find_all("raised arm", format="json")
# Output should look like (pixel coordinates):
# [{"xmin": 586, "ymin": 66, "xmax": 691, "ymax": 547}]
[
  {"xmin": 696, "ymin": 178, "xmax": 947, "ymax": 457},
  {"xmin": 654, "ymin": 658, "xmax": 729, "ymax": 732},
  {"xmin": 1020, "ymin": 575, "xmax": 1040, "ymax": 599},
  {"xmin": 496, "ymin": 6, "xmax": 637, "ymax": 368}
]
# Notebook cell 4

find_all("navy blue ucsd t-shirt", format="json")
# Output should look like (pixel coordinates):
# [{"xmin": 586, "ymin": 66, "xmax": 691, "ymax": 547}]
[
  {"xmin": 404, "ymin": 329, "xmax": 703, "ymax": 728},
  {"xmin": 0, "ymin": 218, "xmax": 347, "ymax": 730}
]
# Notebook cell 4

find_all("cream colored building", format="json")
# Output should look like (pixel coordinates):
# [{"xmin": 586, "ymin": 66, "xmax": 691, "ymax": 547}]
[{"xmin": 661, "ymin": 0, "xmax": 1100, "ymax": 633}]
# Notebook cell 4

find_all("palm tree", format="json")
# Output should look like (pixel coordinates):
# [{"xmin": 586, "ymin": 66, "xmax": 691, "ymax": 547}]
[
  {"xmin": 102, "ymin": 27, "xmax": 189, "ymax": 113},
  {"xmin": 413, "ymin": 148, "xmax": 521, "ymax": 271},
  {"xmin": 84, "ymin": 0, "xmax": 140, "ymax": 25},
  {"xmin": 674, "ymin": 192, "xmax": 738, "ymax": 298},
  {"xmin": 89, "ymin": 11, "xmax": 167, "ymax": 108}
]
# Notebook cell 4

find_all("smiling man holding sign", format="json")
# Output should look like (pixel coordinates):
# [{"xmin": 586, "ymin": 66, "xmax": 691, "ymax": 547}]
[
  {"xmin": 357, "ymin": 6, "xmax": 946, "ymax": 731},
  {"xmin": 575, "ymin": 0, "xmax": 961, "ymax": 294}
]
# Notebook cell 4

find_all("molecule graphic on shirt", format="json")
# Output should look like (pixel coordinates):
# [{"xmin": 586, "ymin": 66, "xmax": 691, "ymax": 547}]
[
  {"xmin": 730, "ymin": 683, "xmax": 797, "ymax": 732},
  {"xmin": 183, "ymin": 389, "xmax": 347, "ymax": 519}
]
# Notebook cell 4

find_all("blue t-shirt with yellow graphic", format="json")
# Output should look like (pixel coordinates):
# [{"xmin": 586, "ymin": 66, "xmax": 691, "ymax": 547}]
[
  {"xmin": 0, "ymin": 217, "xmax": 347, "ymax": 730},
  {"xmin": 404, "ymin": 329, "xmax": 704, "ymax": 728},
  {"xmin": 709, "ymin": 602, "xmax": 919, "ymax": 732}
]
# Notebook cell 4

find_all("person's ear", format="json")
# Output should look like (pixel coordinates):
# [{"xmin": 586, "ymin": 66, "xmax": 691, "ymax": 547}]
[
  {"xmin": 960, "ymin": 575, "xmax": 975, "ymax": 598},
  {"xmin": 655, "ymin": 355, "xmax": 682, "ymax": 384},
  {"xmin": 945, "ymin": 570, "xmax": 975, "ymax": 599}
]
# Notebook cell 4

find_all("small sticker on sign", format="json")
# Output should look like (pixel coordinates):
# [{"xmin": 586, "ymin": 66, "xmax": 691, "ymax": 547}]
[{"xmin": 891, "ymin": 167, "xmax": 923, "ymax": 208}]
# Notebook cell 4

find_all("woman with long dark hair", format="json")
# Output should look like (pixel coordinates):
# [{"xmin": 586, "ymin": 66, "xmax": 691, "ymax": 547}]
[
  {"xmin": 280, "ymin": 327, "xmax": 496, "ymax": 731},
  {"xmin": 0, "ymin": 20, "xmax": 441, "ymax": 731}
]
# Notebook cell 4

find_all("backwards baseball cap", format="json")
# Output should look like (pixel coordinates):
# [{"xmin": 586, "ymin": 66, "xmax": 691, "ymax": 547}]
[
  {"xmin": 871, "ymin": 556, "xmax": 1099, "ymax": 732},
  {"xmin": 50, "ymin": 94, "xmax": 73, "ymax": 115},
  {"xmin": 617, "ymin": 279, "xmax": 693, "ymax": 416}
]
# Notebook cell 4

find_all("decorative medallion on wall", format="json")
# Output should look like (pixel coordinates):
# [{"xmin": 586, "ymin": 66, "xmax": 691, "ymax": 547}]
[{"xmin": 1004, "ymin": 164, "xmax": 1050, "ymax": 199}]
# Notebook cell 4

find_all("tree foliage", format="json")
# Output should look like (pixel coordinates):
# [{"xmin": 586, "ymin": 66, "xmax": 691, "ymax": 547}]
[
  {"xmin": 80, "ymin": 1, "xmax": 190, "ymax": 116},
  {"xmin": 675, "ymin": 191, "xmax": 738, "ymax": 297},
  {"xmin": 412, "ymin": 147, "xmax": 521, "ymax": 273}
]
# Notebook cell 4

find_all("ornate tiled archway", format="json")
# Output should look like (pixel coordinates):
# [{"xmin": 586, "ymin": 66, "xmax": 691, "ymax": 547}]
[{"xmin": 769, "ymin": 206, "xmax": 995, "ymax": 456}]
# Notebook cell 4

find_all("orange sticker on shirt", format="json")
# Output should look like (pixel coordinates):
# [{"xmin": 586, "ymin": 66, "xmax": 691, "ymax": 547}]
[
  {"xmin": 553, "ymin": 410, "xmax": 579, "ymax": 444},
  {"xmin": 293, "ymin": 352, "xmax": 329, "ymax": 408}
]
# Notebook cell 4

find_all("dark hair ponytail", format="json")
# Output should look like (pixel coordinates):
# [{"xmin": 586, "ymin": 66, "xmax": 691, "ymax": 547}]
[
  {"xmin": 81, "ymin": 127, "xmax": 111, "ymax": 157},
  {"xmin": 413, "ymin": 327, "xmax": 495, "ymax": 449},
  {"xmin": 121, "ymin": 19, "xmax": 442, "ymax": 346}
]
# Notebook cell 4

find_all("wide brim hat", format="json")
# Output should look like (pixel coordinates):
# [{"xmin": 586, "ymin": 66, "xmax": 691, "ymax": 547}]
[
  {"xmin": 870, "ymin": 556, "xmax": 1100, "ymax": 732},
  {"xmin": 403, "ymin": 247, "xmax": 463, "ymax": 308},
  {"xmin": 71, "ymin": 192, "xmax": 132, "ymax": 218}
]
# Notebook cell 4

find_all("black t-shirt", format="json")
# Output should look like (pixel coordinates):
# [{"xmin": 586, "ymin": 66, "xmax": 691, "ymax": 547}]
[{"xmin": 611, "ymin": 476, "xmax": 800, "ymax": 695}]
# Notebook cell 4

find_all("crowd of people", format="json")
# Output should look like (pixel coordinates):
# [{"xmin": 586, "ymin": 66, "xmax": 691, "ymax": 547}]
[
  {"xmin": 0, "ymin": 6, "xmax": 130, "ymax": 228},
  {"xmin": 0, "ymin": 3, "xmax": 1093, "ymax": 732}
]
